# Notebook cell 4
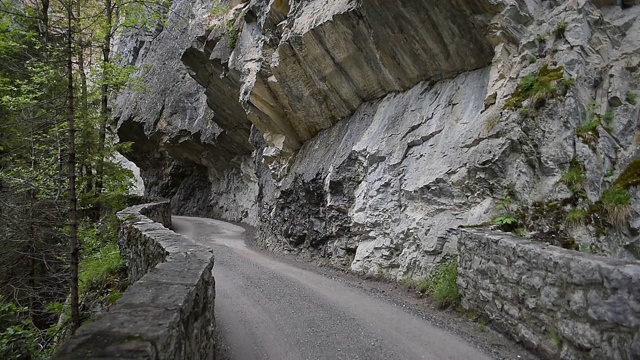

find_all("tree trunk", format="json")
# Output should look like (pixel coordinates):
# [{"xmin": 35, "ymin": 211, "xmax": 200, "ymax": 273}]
[
  {"xmin": 95, "ymin": 0, "xmax": 113, "ymax": 198},
  {"xmin": 67, "ymin": 0, "xmax": 80, "ymax": 333},
  {"xmin": 76, "ymin": 0, "xmax": 94, "ymax": 198}
]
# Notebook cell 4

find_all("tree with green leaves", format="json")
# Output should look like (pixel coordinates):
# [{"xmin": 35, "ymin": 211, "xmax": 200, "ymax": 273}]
[{"xmin": 0, "ymin": 0, "xmax": 168, "ymax": 356}]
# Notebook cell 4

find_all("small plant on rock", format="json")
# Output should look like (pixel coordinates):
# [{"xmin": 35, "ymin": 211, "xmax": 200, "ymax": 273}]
[
  {"xmin": 576, "ymin": 119, "xmax": 600, "ymax": 143},
  {"xmin": 559, "ymin": 159, "xmax": 586, "ymax": 193},
  {"xmin": 549, "ymin": 326, "xmax": 563, "ymax": 347},
  {"xmin": 492, "ymin": 215, "xmax": 519, "ymax": 227},
  {"xmin": 601, "ymin": 185, "xmax": 632, "ymax": 226},
  {"xmin": 493, "ymin": 195, "xmax": 520, "ymax": 232},
  {"xmin": 519, "ymin": 106, "xmax": 533, "ymax": 118},
  {"xmin": 565, "ymin": 207, "xmax": 589, "ymax": 228},
  {"xmin": 602, "ymin": 109, "xmax": 614, "ymax": 131},
  {"xmin": 210, "ymin": 0, "xmax": 230, "ymax": 16},
  {"xmin": 504, "ymin": 64, "xmax": 572, "ymax": 110},
  {"xmin": 536, "ymin": 33, "xmax": 547, "ymax": 43},
  {"xmin": 210, "ymin": 6, "xmax": 229, "ymax": 16},
  {"xmin": 558, "ymin": 77, "xmax": 575, "ymax": 96},
  {"xmin": 554, "ymin": 20, "xmax": 568, "ymax": 39},
  {"xmin": 626, "ymin": 91, "xmax": 637, "ymax": 105},
  {"xmin": 576, "ymin": 103, "xmax": 601, "ymax": 145},
  {"xmin": 226, "ymin": 19, "xmax": 241, "ymax": 49},
  {"xmin": 578, "ymin": 242, "xmax": 591, "ymax": 253},
  {"xmin": 484, "ymin": 116, "xmax": 500, "ymax": 131}
]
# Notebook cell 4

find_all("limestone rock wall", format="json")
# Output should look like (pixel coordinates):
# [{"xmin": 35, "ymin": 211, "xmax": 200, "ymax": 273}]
[
  {"xmin": 52, "ymin": 202, "xmax": 215, "ymax": 360},
  {"xmin": 115, "ymin": 0, "xmax": 640, "ymax": 280},
  {"xmin": 458, "ymin": 229, "xmax": 640, "ymax": 360}
]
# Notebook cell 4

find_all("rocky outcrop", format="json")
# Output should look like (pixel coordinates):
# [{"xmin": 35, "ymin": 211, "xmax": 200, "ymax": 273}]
[
  {"xmin": 458, "ymin": 229, "xmax": 640, "ymax": 360},
  {"xmin": 52, "ymin": 202, "xmax": 215, "ymax": 360},
  {"xmin": 113, "ymin": 0, "xmax": 255, "ymax": 217},
  {"xmin": 183, "ymin": 0, "xmax": 500, "ymax": 157},
  {"xmin": 115, "ymin": 0, "xmax": 640, "ymax": 280}
]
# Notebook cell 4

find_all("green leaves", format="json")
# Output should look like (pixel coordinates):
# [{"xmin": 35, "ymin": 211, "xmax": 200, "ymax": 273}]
[
  {"xmin": 0, "ymin": 297, "xmax": 46, "ymax": 360},
  {"xmin": 492, "ymin": 215, "xmax": 519, "ymax": 226},
  {"xmin": 98, "ymin": 57, "xmax": 142, "ymax": 92}
]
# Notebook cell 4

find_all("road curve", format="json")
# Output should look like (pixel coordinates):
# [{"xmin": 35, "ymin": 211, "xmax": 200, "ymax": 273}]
[{"xmin": 172, "ymin": 216, "xmax": 494, "ymax": 360}]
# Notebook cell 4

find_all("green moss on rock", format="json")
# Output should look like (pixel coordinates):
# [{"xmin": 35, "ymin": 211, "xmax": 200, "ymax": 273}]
[
  {"xmin": 614, "ymin": 158, "xmax": 640, "ymax": 189},
  {"xmin": 504, "ymin": 64, "xmax": 570, "ymax": 110}
]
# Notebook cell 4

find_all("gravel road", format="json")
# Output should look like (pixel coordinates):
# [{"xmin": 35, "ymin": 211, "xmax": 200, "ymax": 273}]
[{"xmin": 172, "ymin": 216, "xmax": 498, "ymax": 360}]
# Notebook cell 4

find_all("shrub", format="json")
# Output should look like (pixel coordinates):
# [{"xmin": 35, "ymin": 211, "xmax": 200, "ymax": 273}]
[
  {"xmin": 626, "ymin": 91, "xmax": 637, "ymax": 105},
  {"xmin": 0, "ymin": 298, "xmax": 46, "ymax": 360}
]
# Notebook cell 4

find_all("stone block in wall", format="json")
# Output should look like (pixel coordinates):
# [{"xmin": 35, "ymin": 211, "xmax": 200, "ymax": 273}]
[{"xmin": 458, "ymin": 229, "xmax": 640, "ymax": 360}]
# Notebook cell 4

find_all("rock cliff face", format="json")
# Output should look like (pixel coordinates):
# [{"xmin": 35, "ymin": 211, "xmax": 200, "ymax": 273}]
[{"xmin": 115, "ymin": 0, "xmax": 640, "ymax": 278}]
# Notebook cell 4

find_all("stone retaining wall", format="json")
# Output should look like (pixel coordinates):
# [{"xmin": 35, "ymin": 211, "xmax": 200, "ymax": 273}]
[
  {"xmin": 53, "ymin": 201, "xmax": 216, "ymax": 360},
  {"xmin": 121, "ymin": 202, "xmax": 173, "ymax": 282},
  {"xmin": 458, "ymin": 229, "xmax": 640, "ymax": 360}
]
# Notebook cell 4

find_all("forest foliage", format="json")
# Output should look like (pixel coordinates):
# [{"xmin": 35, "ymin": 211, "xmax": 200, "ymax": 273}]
[{"xmin": 0, "ymin": 0, "xmax": 169, "ymax": 357}]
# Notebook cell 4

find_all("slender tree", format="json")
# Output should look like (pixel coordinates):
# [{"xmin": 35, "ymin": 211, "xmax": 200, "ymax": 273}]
[{"xmin": 65, "ymin": 0, "xmax": 80, "ymax": 332}]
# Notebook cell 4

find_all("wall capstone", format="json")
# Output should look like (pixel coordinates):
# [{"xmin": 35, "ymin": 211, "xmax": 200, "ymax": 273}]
[
  {"xmin": 52, "ymin": 201, "xmax": 216, "ymax": 360},
  {"xmin": 458, "ymin": 229, "xmax": 640, "ymax": 360}
]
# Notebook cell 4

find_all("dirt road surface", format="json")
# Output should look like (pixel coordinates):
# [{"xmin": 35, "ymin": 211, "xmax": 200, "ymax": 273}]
[{"xmin": 172, "ymin": 216, "xmax": 525, "ymax": 360}]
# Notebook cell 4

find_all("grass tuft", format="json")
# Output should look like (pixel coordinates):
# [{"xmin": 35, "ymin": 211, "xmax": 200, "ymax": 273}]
[
  {"xmin": 601, "ymin": 185, "xmax": 632, "ymax": 226},
  {"xmin": 484, "ymin": 116, "xmax": 500, "ymax": 132},
  {"xmin": 79, "ymin": 243, "xmax": 126, "ymax": 294},
  {"xmin": 554, "ymin": 20, "xmax": 568, "ymax": 39},
  {"xmin": 504, "ymin": 64, "xmax": 571, "ymax": 110},
  {"xmin": 565, "ymin": 208, "xmax": 588, "ymax": 228},
  {"xmin": 414, "ymin": 260, "xmax": 460, "ymax": 308},
  {"xmin": 559, "ymin": 159, "xmax": 586, "ymax": 193}
]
